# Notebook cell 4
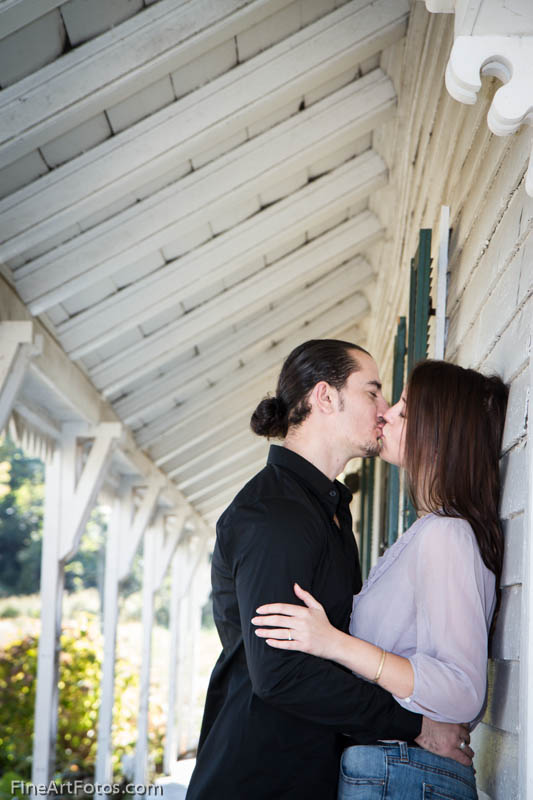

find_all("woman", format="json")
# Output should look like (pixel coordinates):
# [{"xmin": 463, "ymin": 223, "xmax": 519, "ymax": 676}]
[{"xmin": 252, "ymin": 360, "xmax": 508, "ymax": 800}]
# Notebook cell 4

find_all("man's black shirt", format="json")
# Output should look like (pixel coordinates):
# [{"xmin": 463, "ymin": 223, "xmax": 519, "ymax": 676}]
[{"xmin": 186, "ymin": 445, "xmax": 422, "ymax": 800}]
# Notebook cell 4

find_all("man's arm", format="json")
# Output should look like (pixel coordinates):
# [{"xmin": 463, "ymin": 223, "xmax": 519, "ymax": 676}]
[{"xmin": 221, "ymin": 497, "xmax": 422, "ymax": 743}]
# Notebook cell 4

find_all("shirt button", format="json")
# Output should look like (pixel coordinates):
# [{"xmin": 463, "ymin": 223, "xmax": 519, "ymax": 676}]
[
  {"xmin": 329, "ymin": 490, "xmax": 337, "ymax": 497},
  {"xmin": 404, "ymin": 697, "xmax": 411, "ymax": 703}
]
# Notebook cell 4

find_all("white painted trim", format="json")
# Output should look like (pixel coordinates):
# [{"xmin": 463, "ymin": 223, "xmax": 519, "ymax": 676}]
[
  {"xmin": 0, "ymin": 277, "xmax": 211, "ymax": 534},
  {"xmin": 18, "ymin": 70, "xmax": 394, "ymax": 314},
  {"xmin": 519, "ymin": 325, "xmax": 533, "ymax": 798},
  {"xmin": 434, "ymin": 205, "xmax": 450, "ymax": 359},
  {"xmin": 55, "ymin": 152, "xmax": 385, "ymax": 359},
  {"xmin": 0, "ymin": 320, "xmax": 42, "ymax": 432},
  {"xmin": 118, "ymin": 477, "xmax": 164, "ymax": 581},
  {"xmin": 0, "ymin": 0, "xmax": 294, "ymax": 168},
  {"xmin": 94, "ymin": 482, "xmax": 133, "ymax": 795},
  {"xmin": 164, "ymin": 547, "xmax": 188, "ymax": 774},
  {"xmin": 423, "ymin": 1, "xmax": 455, "ymax": 11},
  {"xmin": 117, "ymin": 257, "xmax": 374, "ymax": 425},
  {"xmin": 133, "ymin": 521, "xmax": 159, "ymax": 791},
  {"xmin": 445, "ymin": 35, "xmax": 533, "ymax": 197},
  {"xmin": 0, "ymin": 0, "xmax": 407, "ymax": 259},
  {"xmin": 91, "ymin": 215, "xmax": 379, "ymax": 396},
  {"xmin": 135, "ymin": 290, "xmax": 369, "ymax": 449},
  {"xmin": 59, "ymin": 423, "xmax": 122, "ymax": 561},
  {"xmin": 32, "ymin": 446, "xmax": 64, "ymax": 786},
  {"xmin": 0, "ymin": 0, "xmax": 64, "ymax": 39}
]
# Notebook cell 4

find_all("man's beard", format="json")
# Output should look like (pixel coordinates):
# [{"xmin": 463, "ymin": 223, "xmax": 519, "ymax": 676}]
[{"xmin": 363, "ymin": 440, "xmax": 382, "ymax": 458}]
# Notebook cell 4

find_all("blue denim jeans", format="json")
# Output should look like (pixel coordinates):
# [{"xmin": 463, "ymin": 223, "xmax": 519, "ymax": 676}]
[{"xmin": 338, "ymin": 743, "xmax": 478, "ymax": 800}]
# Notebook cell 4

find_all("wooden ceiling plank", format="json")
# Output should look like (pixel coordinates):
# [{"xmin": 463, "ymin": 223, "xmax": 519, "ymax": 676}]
[
  {"xmin": 15, "ymin": 70, "xmax": 394, "ymax": 312},
  {"xmin": 0, "ymin": 0, "xmax": 65, "ymax": 40},
  {"xmin": 0, "ymin": 0, "xmax": 406, "ymax": 252},
  {"xmin": 114, "ymin": 257, "xmax": 374, "ymax": 424},
  {"xmin": 167, "ymin": 429, "xmax": 257, "ymax": 482},
  {"xmin": 0, "ymin": 276, "xmax": 210, "ymax": 532},
  {"xmin": 135, "ymin": 291, "xmax": 369, "ymax": 448},
  {"xmin": 57, "ymin": 152, "xmax": 386, "ymax": 359},
  {"xmin": 185, "ymin": 448, "xmax": 269, "ymax": 502},
  {"xmin": 191, "ymin": 457, "xmax": 268, "ymax": 510},
  {"xmin": 88, "ymin": 211, "xmax": 382, "ymax": 395},
  {"xmin": 0, "ymin": 0, "xmax": 299, "ymax": 167},
  {"xmin": 179, "ymin": 439, "xmax": 268, "ymax": 495}
]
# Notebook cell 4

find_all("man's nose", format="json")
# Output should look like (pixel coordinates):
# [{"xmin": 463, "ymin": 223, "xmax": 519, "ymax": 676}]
[{"xmin": 377, "ymin": 396, "xmax": 389, "ymax": 418}]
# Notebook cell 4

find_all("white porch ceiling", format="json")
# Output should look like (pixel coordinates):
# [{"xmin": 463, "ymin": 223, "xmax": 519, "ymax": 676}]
[{"xmin": 0, "ymin": 0, "xmax": 410, "ymax": 527}]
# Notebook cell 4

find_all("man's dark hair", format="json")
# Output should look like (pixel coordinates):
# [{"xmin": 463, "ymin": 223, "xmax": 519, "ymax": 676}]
[{"xmin": 250, "ymin": 339, "xmax": 369, "ymax": 439}]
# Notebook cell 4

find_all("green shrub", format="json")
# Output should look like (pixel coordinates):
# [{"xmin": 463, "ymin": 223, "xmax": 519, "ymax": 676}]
[
  {"xmin": 0, "ymin": 620, "xmax": 165, "ymax": 787},
  {"xmin": 0, "ymin": 605, "xmax": 19, "ymax": 618}
]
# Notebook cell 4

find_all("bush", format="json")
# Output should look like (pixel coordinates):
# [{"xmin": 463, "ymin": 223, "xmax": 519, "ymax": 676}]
[
  {"xmin": 0, "ymin": 605, "xmax": 19, "ymax": 618},
  {"xmin": 0, "ymin": 619, "xmax": 165, "ymax": 791}
]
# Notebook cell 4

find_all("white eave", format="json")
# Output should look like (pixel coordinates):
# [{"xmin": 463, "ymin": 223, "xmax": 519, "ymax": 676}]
[{"xmin": 0, "ymin": 0, "xmax": 411, "ymax": 526}]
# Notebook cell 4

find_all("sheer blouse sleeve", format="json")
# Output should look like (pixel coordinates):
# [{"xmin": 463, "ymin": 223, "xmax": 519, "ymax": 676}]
[{"xmin": 393, "ymin": 516, "xmax": 495, "ymax": 723}]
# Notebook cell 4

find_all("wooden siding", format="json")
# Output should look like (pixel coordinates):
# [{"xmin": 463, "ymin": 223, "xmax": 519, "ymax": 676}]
[{"xmin": 370, "ymin": 6, "xmax": 532, "ymax": 798}]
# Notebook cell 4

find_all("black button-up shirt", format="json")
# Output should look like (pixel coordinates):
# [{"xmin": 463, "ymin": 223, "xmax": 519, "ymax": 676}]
[{"xmin": 187, "ymin": 445, "xmax": 421, "ymax": 800}]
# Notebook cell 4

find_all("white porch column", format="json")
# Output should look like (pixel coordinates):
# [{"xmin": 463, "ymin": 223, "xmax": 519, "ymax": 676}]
[
  {"xmin": 164, "ymin": 543, "xmax": 189, "ymax": 774},
  {"xmin": 32, "ymin": 423, "xmax": 121, "ymax": 786},
  {"xmin": 134, "ymin": 514, "xmax": 183, "ymax": 792},
  {"xmin": 95, "ymin": 476, "xmax": 164, "ymax": 796},
  {"xmin": 185, "ymin": 547, "xmax": 211, "ymax": 754},
  {"xmin": 0, "ymin": 321, "xmax": 41, "ymax": 432},
  {"xmin": 174, "ymin": 589, "xmax": 191, "ymax": 760}
]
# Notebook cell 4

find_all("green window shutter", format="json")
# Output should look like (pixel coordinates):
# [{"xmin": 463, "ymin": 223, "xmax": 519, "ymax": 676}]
[
  {"xmin": 407, "ymin": 229, "xmax": 432, "ymax": 375},
  {"xmin": 386, "ymin": 317, "xmax": 406, "ymax": 546},
  {"xmin": 404, "ymin": 228, "xmax": 433, "ymax": 529},
  {"xmin": 359, "ymin": 458, "xmax": 375, "ymax": 579}
]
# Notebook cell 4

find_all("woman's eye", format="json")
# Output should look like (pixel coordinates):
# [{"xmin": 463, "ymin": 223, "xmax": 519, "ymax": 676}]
[
  {"xmin": 399, "ymin": 411, "xmax": 406, "ymax": 419},
  {"xmin": 369, "ymin": 392, "xmax": 377, "ymax": 399}
]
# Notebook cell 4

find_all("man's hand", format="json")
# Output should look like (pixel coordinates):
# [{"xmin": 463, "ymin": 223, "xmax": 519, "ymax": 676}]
[{"xmin": 415, "ymin": 717, "xmax": 474, "ymax": 766}]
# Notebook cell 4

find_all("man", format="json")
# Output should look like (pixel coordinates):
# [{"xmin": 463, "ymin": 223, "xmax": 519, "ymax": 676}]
[{"xmin": 187, "ymin": 340, "xmax": 472, "ymax": 800}]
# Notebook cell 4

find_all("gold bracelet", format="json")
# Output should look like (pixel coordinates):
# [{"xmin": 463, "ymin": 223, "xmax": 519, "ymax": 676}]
[{"xmin": 373, "ymin": 648, "xmax": 387, "ymax": 682}]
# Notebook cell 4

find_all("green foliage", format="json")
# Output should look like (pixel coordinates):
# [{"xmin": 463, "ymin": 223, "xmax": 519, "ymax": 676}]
[
  {"xmin": 0, "ymin": 437, "xmax": 115, "ymax": 597},
  {"xmin": 0, "ymin": 438, "xmax": 44, "ymax": 596},
  {"xmin": 0, "ymin": 619, "xmax": 165, "ymax": 788}
]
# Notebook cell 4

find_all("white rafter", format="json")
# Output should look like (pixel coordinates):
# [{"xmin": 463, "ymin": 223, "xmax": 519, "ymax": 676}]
[
  {"xmin": 14, "ymin": 68, "xmax": 394, "ymax": 314},
  {"xmin": 0, "ymin": 0, "xmax": 408, "ymax": 260},
  {"xmin": 114, "ymin": 257, "xmax": 375, "ymax": 425},
  {"xmin": 89, "ymin": 214, "xmax": 380, "ymax": 396},
  {"xmin": 52, "ymin": 151, "xmax": 386, "ymax": 360},
  {"xmin": 135, "ymin": 291, "xmax": 369, "ymax": 449}
]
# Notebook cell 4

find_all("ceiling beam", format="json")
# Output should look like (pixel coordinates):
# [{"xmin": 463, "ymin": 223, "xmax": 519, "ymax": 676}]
[
  {"xmin": 114, "ymin": 256, "xmax": 375, "ymax": 425},
  {"xmin": 0, "ymin": 276, "xmax": 210, "ymax": 532},
  {"xmin": 0, "ymin": 0, "xmax": 299, "ymax": 168},
  {"xmin": 90, "ymin": 213, "xmax": 380, "ymax": 396},
  {"xmin": 54, "ymin": 151, "xmax": 386, "ymax": 359},
  {"xmin": 135, "ymin": 291, "xmax": 369, "ymax": 449},
  {"xmin": 15, "ymin": 69, "xmax": 394, "ymax": 313},
  {"xmin": 0, "ymin": 0, "xmax": 408, "ymax": 259},
  {"xmin": 191, "ymin": 457, "xmax": 268, "ymax": 509}
]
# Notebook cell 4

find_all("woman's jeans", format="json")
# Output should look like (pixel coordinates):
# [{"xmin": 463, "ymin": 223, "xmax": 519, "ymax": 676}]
[{"xmin": 338, "ymin": 743, "xmax": 478, "ymax": 800}]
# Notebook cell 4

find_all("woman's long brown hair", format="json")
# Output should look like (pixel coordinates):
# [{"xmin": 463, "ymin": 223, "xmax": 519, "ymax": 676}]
[{"xmin": 404, "ymin": 360, "xmax": 509, "ymax": 637}]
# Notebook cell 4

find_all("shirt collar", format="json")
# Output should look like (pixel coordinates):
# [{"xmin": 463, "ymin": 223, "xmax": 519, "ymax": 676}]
[{"xmin": 267, "ymin": 444, "xmax": 352, "ymax": 512}]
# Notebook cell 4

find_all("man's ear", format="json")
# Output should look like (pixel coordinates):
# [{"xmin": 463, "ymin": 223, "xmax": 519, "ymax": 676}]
[{"xmin": 311, "ymin": 381, "xmax": 338, "ymax": 415}]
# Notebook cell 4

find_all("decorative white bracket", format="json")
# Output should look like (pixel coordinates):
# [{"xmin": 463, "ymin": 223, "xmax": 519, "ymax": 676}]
[
  {"xmin": 423, "ymin": 2, "xmax": 533, "ymax": 196},
  {"xmin": 117, "ymin": 475, "xmax": 166, "ymax": 581},
  {"xmin": 0, "ymin": 321, "xmax": 42, "ymax": 432},
  {"xmin": 59, "ymin": 422, "xmax": 124, "ymax": 561},
  {"xmin": 445, "ymin": 35, "xmax": 533, "ymax": 195}
]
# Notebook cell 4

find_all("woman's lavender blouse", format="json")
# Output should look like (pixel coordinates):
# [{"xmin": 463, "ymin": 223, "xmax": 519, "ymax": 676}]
[{"xmin": 349, "ymin": 513, "xmax": 496, "ymax": 724}]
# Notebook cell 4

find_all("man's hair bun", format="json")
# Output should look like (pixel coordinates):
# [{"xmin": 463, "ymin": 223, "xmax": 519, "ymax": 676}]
[{"xmin": 250, "ymin": 395, "xmax": 288, "ymax": 438}]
